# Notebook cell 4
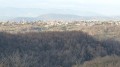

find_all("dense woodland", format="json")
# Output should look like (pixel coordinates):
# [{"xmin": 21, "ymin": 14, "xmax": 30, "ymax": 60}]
[{"xmin": 0, "ymin": 31, "xmax": 120, "ymax": 67}]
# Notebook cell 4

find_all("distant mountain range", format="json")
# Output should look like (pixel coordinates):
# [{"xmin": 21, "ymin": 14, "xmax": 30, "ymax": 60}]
[
  {"xmin": 10, "ymin": 14, "xmax": 83, "ymax": 22},
  {"xmin": 1, "ymin": 14, "xmax": 120, "ymax": 22}
]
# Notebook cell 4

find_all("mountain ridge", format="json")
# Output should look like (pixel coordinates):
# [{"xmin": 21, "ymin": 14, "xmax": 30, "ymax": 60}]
[{"xmin": 1, "ymin": 14, "xmax": 120, "ymax": 22}]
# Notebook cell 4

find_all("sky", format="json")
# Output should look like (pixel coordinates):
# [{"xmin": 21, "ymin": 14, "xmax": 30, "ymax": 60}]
[{"xmin": 0, "ymin": 0, "xmax": 120, "ymax": 17}]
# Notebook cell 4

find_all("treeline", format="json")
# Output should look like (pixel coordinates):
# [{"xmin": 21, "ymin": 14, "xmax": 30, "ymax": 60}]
[{"xmin": 0, "ymin": 31, "xmax": 120, "ymax": 67}]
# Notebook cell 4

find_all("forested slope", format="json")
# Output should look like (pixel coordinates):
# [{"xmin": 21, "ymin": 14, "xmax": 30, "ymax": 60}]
[{"xmin": 0, "ymin": 31, "xmax": 120, "ymax": 67}]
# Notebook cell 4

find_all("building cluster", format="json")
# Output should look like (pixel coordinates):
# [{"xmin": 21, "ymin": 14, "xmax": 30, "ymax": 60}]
[{"xmin": 1, "ymin": 20, "xmax": 120, "ymax": 26}]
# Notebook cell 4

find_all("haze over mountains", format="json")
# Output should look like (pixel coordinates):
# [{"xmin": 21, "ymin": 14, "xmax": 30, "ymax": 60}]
[
  {"xmin": 1, "ymin": 14, "xmax": 120, "ymax": 22},
  {"xmin": 0, "ymin": 8, "xmax": 119, "ymax": 22},
  {"xmin": 0, "ymin": 8, "xmax": 102, "ymax": 22},
  {"xmin": 0, "ymin": 7, "xmax": 120, "ymax": 22},
  {"xmin": 11, "ymin": 14, "xmax": 82, "ymax": 22}
]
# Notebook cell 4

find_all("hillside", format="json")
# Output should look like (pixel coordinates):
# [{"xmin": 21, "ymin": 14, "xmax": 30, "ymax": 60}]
[
  {"xmin": 0, "ymin": 21, "xmax": 120, "ymax": 41},
  {"xmin": 74, "ymin": 56, "xmax": 120, "ymax": 67},
  {"xmin": 0, "ymin": 31, "xmax": 120, "ymax": 67}
]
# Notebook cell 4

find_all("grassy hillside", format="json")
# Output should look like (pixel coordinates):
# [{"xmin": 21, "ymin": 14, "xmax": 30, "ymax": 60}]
[{"xmin": 73, "ymin": 56, "xmax": 120, "ymax": 67}]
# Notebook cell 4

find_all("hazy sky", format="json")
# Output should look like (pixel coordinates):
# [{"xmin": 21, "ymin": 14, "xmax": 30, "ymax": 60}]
[{"xmin": 0, "ymin": 0, "xmax": 120, "ymax": 17}]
